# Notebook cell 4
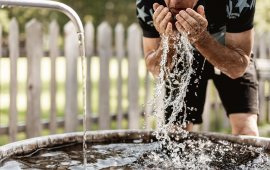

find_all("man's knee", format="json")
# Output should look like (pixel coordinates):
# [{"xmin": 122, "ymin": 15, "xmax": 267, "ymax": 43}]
[{"xmin": 229, "ymin": 113, "xmax": 259, "ymax": 136}]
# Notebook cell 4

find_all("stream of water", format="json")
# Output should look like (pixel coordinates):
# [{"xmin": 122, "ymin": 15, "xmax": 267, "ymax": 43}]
[
  {"xmin": 77, "ymin": 32, "xmax": 88, "ymax": 168},
  {"xmin": 150, "ymin": 33, "xmax": 197, "ymax": 160}
]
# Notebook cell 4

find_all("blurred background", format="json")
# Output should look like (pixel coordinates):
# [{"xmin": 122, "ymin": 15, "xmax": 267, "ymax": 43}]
[
  {"xmin": 0, "ymin": 0, "xmax": 269, "ymax": 34},
  {"xmin": 0, "ymin": 0, "xmax": 270, "ymax": 145}
]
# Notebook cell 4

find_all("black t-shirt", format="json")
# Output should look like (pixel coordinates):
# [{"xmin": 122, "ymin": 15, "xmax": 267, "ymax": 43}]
[{"xmin": 136, "ymin": 0, "xmax": 256, "ymax": 39}]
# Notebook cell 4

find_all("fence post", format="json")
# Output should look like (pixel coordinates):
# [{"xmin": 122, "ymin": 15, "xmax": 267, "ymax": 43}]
[
  {"xmin": 213, "ymin": 88, "xmax": 222, "ymax": 130},
  {"xmin": 266, "ymin": 32, "xmax": 270, "ymax": 123},
  {"xmin": 253, "ymin": 31, "xmax": 259, "ymax": 59},
  {"xmin": 8, "ymin": 18, "xmax": 19, "ymax": 142},
  {"xmin": 97, "ymin": 22, "xmax": 112, "ymax": 130},
  {"xmin": 115, "ymin": 23, "xmax": 125, "ymax": 129},
  {"xmin": 259, "ymin": 32, "xmax": 268, "ymax": 59},
  {"xmin": 0, "ymin": 25, "xmax": 1, "ymax": 129},
  {"xmin": 49, "ymin": 20, "xmax": 59, "ymax": 134},
  {"xmin": 85, "ymin": 21, "xmax": 94, "ymax": 130},
  {"xmin": 258, "ymin": 32, "xmax": 268, "ymax": 124},
  {"xmin": 202, "ymin": 80, "xmax": 212, "ymax": 132},
  {"xmin": 144, "ymin": 66, "xmax": 153, "ymax": 130},
  {"xmin": 127, "ymin": 23, "xmax": 142, "ymax": 129},
  {"xmin": 26, "ymin": 19, "xmax": 42, "ymax": 138},
  {"xmin": 64, "ymin": 21, "xmax": 79, "ymax": 132},
  {"xmin": 0, "ymin": 25, "xmax": 2, "ymax": 57}
]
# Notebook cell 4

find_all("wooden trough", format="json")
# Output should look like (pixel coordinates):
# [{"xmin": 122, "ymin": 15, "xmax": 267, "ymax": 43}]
[{"xmin": 0, "ymin": 130, "xmax": 270, "ymax": 162}]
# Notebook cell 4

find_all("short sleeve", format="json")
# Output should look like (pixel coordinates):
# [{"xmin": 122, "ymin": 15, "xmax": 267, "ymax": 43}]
[
  {"xmin": 136, "ymin": 0, "xmax": 165, "ymax": 38},
  {"xmin": 226, "ymin": 0, "xmax": 256, "ymax": 33}
]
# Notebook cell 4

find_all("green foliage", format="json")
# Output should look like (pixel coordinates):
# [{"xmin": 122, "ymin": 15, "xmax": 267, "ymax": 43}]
[
  {"xmin": 60, "ymin": 0, "xmax": 136, "ymax": 27},
  {"xmin": 255, "ymin": 0, "xmax": 270, "ymax": 32},
  {"xmin": 0, "ymin": 0, "xmax": 269, "ymax": 34},
  {"xmin": 0, "ymin": 0, "xmax": 136, "ymax": 34}
]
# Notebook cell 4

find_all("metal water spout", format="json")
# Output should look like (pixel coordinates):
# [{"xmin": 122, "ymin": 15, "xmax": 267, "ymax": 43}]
[
  {"xmin": 0, "ymin": 0, "xmax": 84, "ymax": 34},
  {"xmin": 0, "ymin": 0, "xmax": 88, "ymax": 166}
]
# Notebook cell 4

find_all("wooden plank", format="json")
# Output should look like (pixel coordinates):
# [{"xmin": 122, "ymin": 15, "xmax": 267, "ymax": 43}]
[
  {"xmin": 0, "ymin": 25, "xmax": 2, "ymax": 129},
  {"xmin": 0, "ymin": 113, "xmax": 136, "ymax": 135},
  {"xmin": 258, "ymin": 32, "xmax": 267, "ymax": 58},
  {"xmin": 142, "ymin": 51, "xmax": 155, "ymax": 130},
  {"xmin": 0, "ymin": 25, "xmax": 2, "ymax": 57},
  {"xmin": 202, "ymin": 80, "xmax": 212, "ymax": 132},
  {"xmin": 8, "ymin": 18, "xmax": 19, "ymax": 142},
  {"xmin": 115, "ymin": 23, "xmax": 124, "ymax": 129},
  {"xmin": 144, "ymin": 66, "xmax": 153, "ymax": 129},
  {"xmin": 266, "ymin": 80, "xmax": 270, "ymax": 123},
  {"xmin": 213, "ymin": 88, "xmax": 221, "ymax": 130},
  {"xmin": 258, "ymin": 80, "xmax": 265, "ymax": 123},
  {"xmin": 264, "ymin": 34, "xmax": 270, "ymax": 128},
  {"xmin": 97, "ymin": 22, "xmax": 112, "ymax": 130},
  {"xmin": 257, "ymin": 32, "xmax": 269, "ymax": 123},
  {"xmin": 64, "ymin": 21, "xmax": 79, "ymax": 132},
  {"xmin": 85, "ymin": 22, "xmax": 94, "ymax": 57},
  {"xmin": 267, "ymin": 32, "xmax": 270, "ymax": 59},
  {"xmin": 267, "ymin": 80, "xmax": 270, "ymax": 123},
  {"xmin": 127, "ymin": 24, "xmax": 142, "ymax": 129},
  {"xmin": 25, "ymin": 19, "xmax": 42, "ymax": 138},
  {"xmin": 49, "ymin": 20, "xmax": 59, "ymax": 134},
  {"xmin": 85, "ymin": 22, "xmax": 94, "ymax": 130},
  {"xmin": 253, "ymin": 31, "xmax": 259, "ymax": 58}
]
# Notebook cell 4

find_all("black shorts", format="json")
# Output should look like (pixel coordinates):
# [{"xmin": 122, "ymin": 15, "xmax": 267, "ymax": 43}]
[{"xmin": 165, "ymin": 52, "xmax": 259, "ymax": 124}]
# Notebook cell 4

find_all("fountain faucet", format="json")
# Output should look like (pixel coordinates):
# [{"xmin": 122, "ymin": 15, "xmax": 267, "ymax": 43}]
[{"xmin": 0, "ymin": 0, "xmax": 84, "ymax": 34}]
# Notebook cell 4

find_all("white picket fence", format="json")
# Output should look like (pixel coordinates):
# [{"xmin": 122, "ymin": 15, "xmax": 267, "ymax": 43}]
[
  {"xmin": 0, "ymin": 18, "xmax": 148, "ymax": 143},
  {"xmin": 0, "ymin": 18, "xmax": 270, "ymax": 143}
]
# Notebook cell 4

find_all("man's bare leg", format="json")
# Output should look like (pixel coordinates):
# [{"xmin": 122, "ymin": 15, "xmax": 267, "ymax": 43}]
[
  {"xmin": 229, "ymin": 113, "xmax": 259, "ymax": 136},
  {"xmin": 184, "ymin": 123, "xmax": 193, "ymax": 131}
]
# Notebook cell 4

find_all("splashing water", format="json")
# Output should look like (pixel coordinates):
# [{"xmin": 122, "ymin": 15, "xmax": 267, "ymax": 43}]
[
  {"xmin": 134, "ymin": 134, "xmax": 270, "ymax": 169},
  {"xmin": 145, "ymin": 32, "xmax": 270, "ymax": 169},
  {"xmin": 150, "ymin": 32, "xmax": 195, "ymax": 146},
  {"xmin": 148, "ymin": 33, "xmax": 224, "ymax": 168}
]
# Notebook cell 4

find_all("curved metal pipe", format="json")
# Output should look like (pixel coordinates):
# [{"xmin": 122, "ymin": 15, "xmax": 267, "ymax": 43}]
[{"xmin": 0, "ymin": 0, "xmax": 84, "ymax": 34}]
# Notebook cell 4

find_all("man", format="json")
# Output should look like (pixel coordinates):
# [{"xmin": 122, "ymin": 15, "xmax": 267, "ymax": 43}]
[{"xmin": 136, "ymin": 0, "xmax": 259, "ymax": 136}]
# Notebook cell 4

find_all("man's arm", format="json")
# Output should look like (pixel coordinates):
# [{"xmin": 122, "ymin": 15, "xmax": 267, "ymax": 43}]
[
  {"xmin": 194, "ymin": 29, "xmax": 254, "ymax": 79},
  {"xmin": 142, "ymin": 3, "xmax": 176, "ymax": 78},
  {"xmin": 176, "ymin": 7, "xmax": 254, "ymax": 79},
  {"xmin": 143, "ymin": 37, "xmax": 162, "ymax": 78},
  {"xmin": 143, "ymin": 36, "xmax": 176, "ymax": 78}
]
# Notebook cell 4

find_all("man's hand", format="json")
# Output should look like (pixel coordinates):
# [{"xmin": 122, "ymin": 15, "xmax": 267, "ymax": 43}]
[
  {"xmin": 153, "ymin": 3, "xmax": 173, "ymax": 36},
  {"xmin": 175, "ymin": 5, "xmax": 208, "ymax": 44}
]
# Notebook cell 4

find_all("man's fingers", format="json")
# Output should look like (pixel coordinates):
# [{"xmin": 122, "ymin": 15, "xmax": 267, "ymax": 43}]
[
  {"xmin": 175, "ymin": 21, "xmax": 186, "ymax": 34},
  {"xmin": 186, "ymin": 7, "xmax": 207, "ymax": 27},
  {"xmin": 153, "ymin": 5, "xmax": 164, "ymax": 21},
  {"xmin": 177, "ymin": 11, "xmax": 198, "ymax": 29},
  {"xmin": 160, "ymin": 12, "xmax": 172, "ymax": 33},
  {"xmin": 155, "ymin": 7, "xmax": 169, "ymax": 25},
  {"xmin": 196, "ymin": 5, "xmax": 206, "ymax": 18},
  {"xmin": 176, "ymin": 14, "xmax": 193, "ymax": 33},
  {"xmin": 153, "ymin": 3, "xmax": 159, "ymax": 11},
  {"xmin": 165, "ymin": 22, "xmax": 173, "ymax": 35}
]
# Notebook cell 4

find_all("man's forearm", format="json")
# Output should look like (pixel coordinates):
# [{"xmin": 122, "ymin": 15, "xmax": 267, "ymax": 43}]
[
  {"xmin": 145, "ymin": 47, "xmax": 163, "ymax": 78},
  {"xmin": 145, "ymin": 37, "xmax": 176, "ymax": 78},
  {"xmin": 194, "ymin": 31, "xmax": 250, "ymax": 79}
]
